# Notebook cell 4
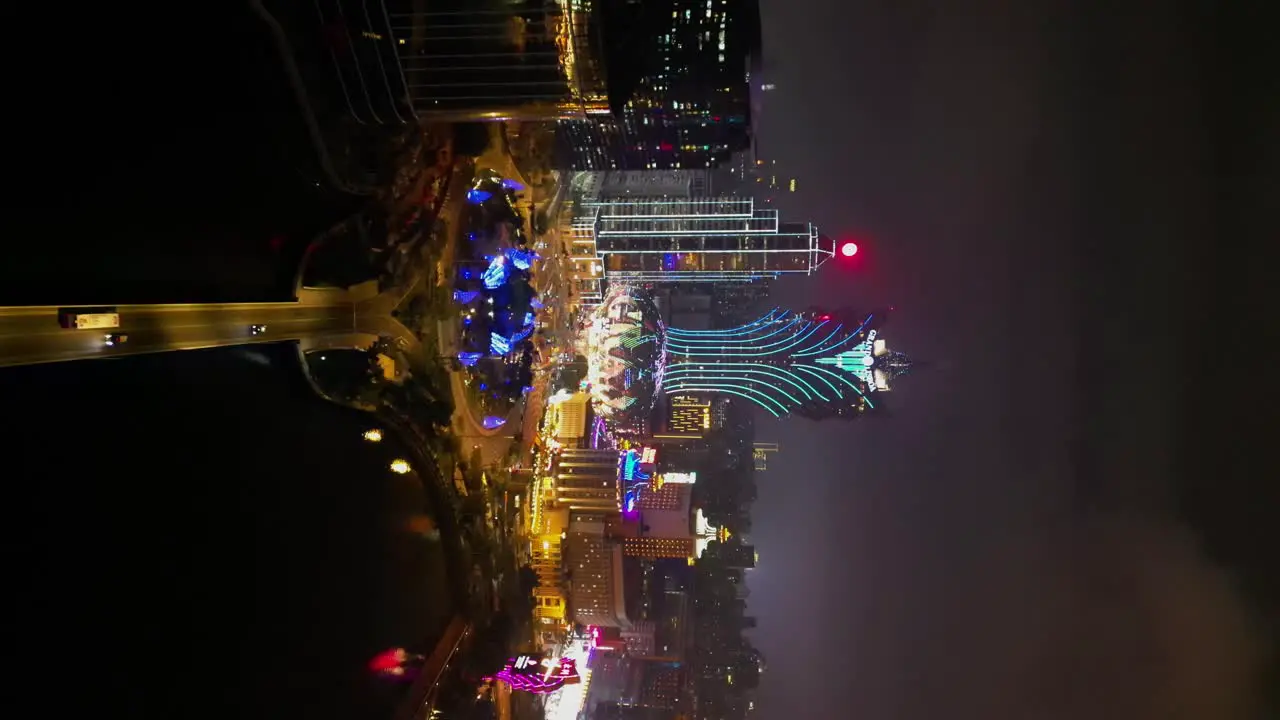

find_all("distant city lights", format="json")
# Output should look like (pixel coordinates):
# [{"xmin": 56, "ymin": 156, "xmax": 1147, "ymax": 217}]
[{"xmin": 660, "ymin": 471, "xmax": 697, "ymax": 485}]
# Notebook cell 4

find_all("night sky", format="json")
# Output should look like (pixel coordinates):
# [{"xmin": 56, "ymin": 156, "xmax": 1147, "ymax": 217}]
[{"xmin": 747, "ymin": 1, "xmax": 1277, "ymax": 718}]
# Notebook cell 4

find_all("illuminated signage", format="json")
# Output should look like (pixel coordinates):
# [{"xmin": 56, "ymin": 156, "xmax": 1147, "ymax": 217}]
[
  {"xmin": 660, "ymin": 472, "xmax": 697, "ymax": 485},
  {"xmin": 621, "ymin": 449, "xmax": 650, "ymax": 482},
  {"xmin": 489, "ymin": 655, "xmax": 581, "ymax": 694},
  {"xmin": 639, "ymin": 447, "xmax": 657, "ymax": 464}
]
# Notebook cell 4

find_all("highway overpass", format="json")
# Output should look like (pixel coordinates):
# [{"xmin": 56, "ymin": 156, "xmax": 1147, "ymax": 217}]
[{"xmin": 0, "ymin": 288, "xmax": 376, "ymax": 368}]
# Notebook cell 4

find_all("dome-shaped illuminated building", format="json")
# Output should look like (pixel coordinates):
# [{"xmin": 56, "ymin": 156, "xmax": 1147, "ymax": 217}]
[{"xmin": 584, "ymin": 286, "xmax": 668, "ymax": 429}]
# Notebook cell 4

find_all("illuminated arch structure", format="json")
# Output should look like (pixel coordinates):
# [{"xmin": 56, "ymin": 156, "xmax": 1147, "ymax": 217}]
[{"xmin": 662, "ymin": 307, "xmax": 913, "ymax": 419}]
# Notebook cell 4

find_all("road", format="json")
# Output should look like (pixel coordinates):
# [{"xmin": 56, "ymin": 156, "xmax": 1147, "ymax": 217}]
[
  {"xmin": 392, "ymin": 616, "xmax": 473, "ymax": 720},
  {"xmin": 0, "ymin": 289, "xmax": 364, "ymax": 369}
]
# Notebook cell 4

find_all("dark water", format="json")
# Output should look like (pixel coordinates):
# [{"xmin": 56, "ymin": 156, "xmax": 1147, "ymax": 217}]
[
  {"xmin": 1, "ymin": 345, "xmax": 454, "ymax": 718},
  {"xmin": 0, "ymin": 6, "xmax": 454, "ymax": 717},
  {"xmin": 0, "ymin": 4, "xmax": 364, "ymax": 306}
]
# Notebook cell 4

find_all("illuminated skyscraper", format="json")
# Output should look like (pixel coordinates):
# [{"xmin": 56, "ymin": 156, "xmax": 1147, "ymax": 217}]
[
  {"xmin": 584, "ymin": 287, "xmax": 913, "ymax": 426},
  {"xmin": 667, "ymin": 395, "xmax": 712, "ymax": 436},
  {"xmin": 554, "ymin": 448, "xmax": 624, "ymax": 512},
  {"xmin": 585, "ymin": 196, "xmax": 834, "ymax": 283},
  {"xmin": 661, "ymin": 307, "xmax": 913, "ymax": 420}
]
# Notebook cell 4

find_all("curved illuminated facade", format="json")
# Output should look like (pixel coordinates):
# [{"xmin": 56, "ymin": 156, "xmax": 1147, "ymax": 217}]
[
  {"xmin": 662, "ymin": 307, "xmax": 913, "ymax": 420},
  {"xmin": 584, "ymin": 286, "xmax": 668, "ymax": 424},
  {"xmin": 581, "ymin": 288, "xmax": 913, "ymax": 422}
]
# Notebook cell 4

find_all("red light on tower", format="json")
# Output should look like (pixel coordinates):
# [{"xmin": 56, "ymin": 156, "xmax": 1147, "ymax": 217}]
[{"xmin": 840, "ymin": 241, "xmax": 859, "ymax": 258}]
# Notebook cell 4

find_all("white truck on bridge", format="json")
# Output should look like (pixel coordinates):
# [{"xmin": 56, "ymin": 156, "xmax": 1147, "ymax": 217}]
[{"xmin": 58, "ymin": 309, "xmax": 120, "ymax": 330}]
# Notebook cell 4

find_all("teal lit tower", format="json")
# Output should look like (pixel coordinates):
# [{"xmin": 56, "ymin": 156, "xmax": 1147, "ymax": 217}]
[{"xmin": 660, "ymin": 307, "xmax": 912, "ymax": 420}]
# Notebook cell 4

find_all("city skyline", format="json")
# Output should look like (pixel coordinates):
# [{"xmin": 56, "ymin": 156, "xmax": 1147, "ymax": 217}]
[{"xmin": 0, "ymin": 2, "xmax": 1262, "ymax": 720}]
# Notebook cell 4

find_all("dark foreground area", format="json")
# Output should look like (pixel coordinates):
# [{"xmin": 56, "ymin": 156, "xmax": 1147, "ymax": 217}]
[
  {"xmin": 0, "ymin": 345, "xmax": 454, "ymax": 718},
  {"xmin": 0, "ymin": 4, "xmax": 364, "ymax": 306}
]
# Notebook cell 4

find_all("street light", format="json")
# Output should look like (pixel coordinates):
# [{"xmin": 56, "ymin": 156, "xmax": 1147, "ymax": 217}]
[
  {"xmin": 364, "ymin": 429, "xmax": 384, "ymax": 443},
  {"xmin": 390, "ymin": 459, "xmax": 412, "ymax": 474}
]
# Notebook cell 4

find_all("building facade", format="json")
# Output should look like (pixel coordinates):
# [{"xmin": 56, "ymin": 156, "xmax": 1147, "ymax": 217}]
[
  {"xmin": 554, "ymin": 448, "xmax": 624, "ymax": 512},
  {"xmin": 555, "ymin": 0, "xmax": 761, "ymax": 170},
  {"xmin": 661, "ymin": 306, "xmax": 913, "ymax": 419},
  {"xmin": 583, "ymin": 196, "xmax": 835, "ymax": 283}
]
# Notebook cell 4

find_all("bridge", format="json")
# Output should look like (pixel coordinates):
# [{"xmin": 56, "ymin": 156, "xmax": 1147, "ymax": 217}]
[
  {"xmin": 391, "ymin": 616, "xmax": 472, "ymax": 720},
  {"xmin": 0, "ymin": 285, "xmax": 418, "ymax": 369}
]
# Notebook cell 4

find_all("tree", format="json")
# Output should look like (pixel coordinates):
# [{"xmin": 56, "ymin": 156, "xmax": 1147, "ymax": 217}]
[{"xmin": 517, "ymin": 565, "xmax": 539, "ymax": 596}]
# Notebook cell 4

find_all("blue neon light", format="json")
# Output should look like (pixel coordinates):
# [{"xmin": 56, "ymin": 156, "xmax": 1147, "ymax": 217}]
[
  {"xmin": 467, "ymin": 189, "xmax": 492, "ymax": 204},
  {"xmin": 482, "ymin": 416, "xmax": 507, "ymax": 430},
  {"xmin": 453, "ymin": 290, "xmax": 481, "ymax": 305},
  {"xmin": 458, "ymin": 351, "xmax": 482, "ymax": 367},
  {"xmin": 482, "ymin": 256, "xmax": 509, "ymax": 290},
  {"xmin": 490, "ymin": 332, "xmax": 511, "ymax": 355},
  {"xmin": 501, "ymin": 178, "xmax": 524, "ymax": 192},
  {"xmin": 524, "ymin": 312, "xmax": 535, "ymax": 327},
  {"xmin": 622, "ymin": 450, "xmax": 649, "ymax": 482},
  {"xmin": 507, "ymin": 247, "xmax": 537, "ymax": 270}
]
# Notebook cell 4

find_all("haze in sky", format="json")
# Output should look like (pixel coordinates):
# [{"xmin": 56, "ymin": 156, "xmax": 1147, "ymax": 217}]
[{"xmin": 745, "ymin": 1, "xmax": 1271, "ymax": 718}]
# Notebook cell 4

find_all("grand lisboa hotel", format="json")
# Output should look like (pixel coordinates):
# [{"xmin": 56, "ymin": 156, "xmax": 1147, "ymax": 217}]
[{"xmin": 582, "ymin": 285, "xmax": 913, "ymax": 427}]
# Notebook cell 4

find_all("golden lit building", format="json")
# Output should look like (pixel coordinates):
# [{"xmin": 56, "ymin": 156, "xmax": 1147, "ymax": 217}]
[
  {"xmin": 752, "ymin": 441, "xmax": 779, "ymax": 470},
  {"xmin": 531, "ymin": 509, "xmax": 571, "ymax": 623},
  {"xmin": 567, "ymin": 515, "xmax": 630, "ymax": 628},
  {"xmin": 622, "ymin": 536, "xmax": 696, "ymax": 560},
  {"xmin": 554, "ymin": 448, "xmax": 623, "ymax": 512},
  {"xmin": 662, "ymin": 395, "xmax": 712, "ymax": 440}
]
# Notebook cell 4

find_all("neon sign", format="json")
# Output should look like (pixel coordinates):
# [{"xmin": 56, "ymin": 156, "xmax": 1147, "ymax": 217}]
[
  {"xmin": 489, "ymin": 655, "xmax": 581, "ymax": 694},
  {"xmin": 660, "ymin": 472, "xmax": 696, "ymax": 485},
  {"xmin": 639, "ymin": 447, "xmax": 657, "ymax": 464},
  {"xmin": 621, "ymin": 449, "xmax": 649, "ymax": 482}
]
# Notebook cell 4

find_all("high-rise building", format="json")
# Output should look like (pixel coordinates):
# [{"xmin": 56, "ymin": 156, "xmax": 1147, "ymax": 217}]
[
  {"xmin": 625, "ymin": 484, "xmax": 695, "ymax": 560},
  {"xmin": 583, "ymin": 196, "xmax": 835, "ymax": 283},
  {"xmin": 555, "ymin": 0, "xmax": 762, "ymax": 171},
  {"xmin": 567, "ymin": 514, "xmax": 630, "ymax": 628},
  {"xmin": 635, "ymin": 662, "xmax": 686, "ymax": 710},
  {"xmin": 623, "ymin": 536, "xmax": 697, "ymax": 560},
  {"xmin": 554, "ymin": 448, "xmax": 624, "ymax": 512},
  {"xmin": 620, "ymin": 620, "xmax": 657, "ymax": 657},
  {"xmin": 593, "ymin": 703, "xmax": 679, "ymax": 720},
  {"xmin": 598, "ymin": 170, "xmax": 712, "ymax": 198},
  {"xmin": 585, "ymin": 287, "xmax": 914, "ymax": 428},
  {"xmin": 319, "ymin": 0, "xmax": 622, "ymax": 124},
  {"xmin": 532, "ymin": 509, "xmax": 570, "ymax": 625},
  {"xmin": 751, "ymin": 442, "xmax": 778, "ymax": 470}
]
